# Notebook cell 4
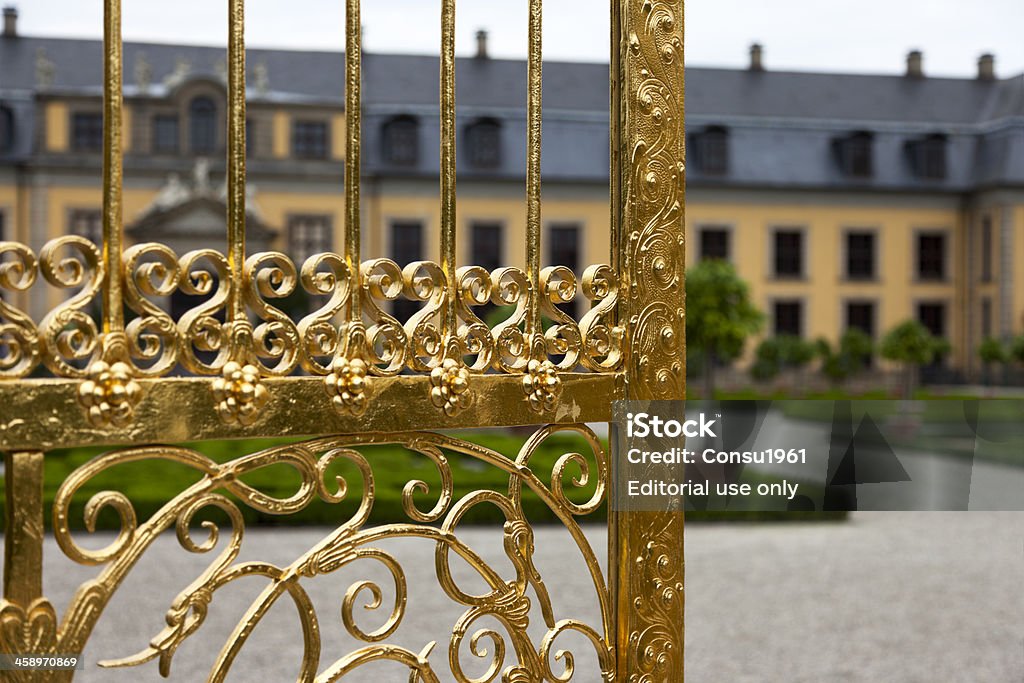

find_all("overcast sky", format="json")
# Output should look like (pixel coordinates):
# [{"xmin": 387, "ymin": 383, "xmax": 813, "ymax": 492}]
[{"xmin": 15, "ymin": 0, "xmax": 1024, "ymax": 78}]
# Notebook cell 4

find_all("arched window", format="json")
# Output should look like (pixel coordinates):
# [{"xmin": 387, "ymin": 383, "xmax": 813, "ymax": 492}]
[
  {"xmin": 381, "ymin": 116, "xmax": 419, "ymax": 166},
  {"xmin": 0, "ymin": 106, "xmax": 13, "ymax": 153},
  {"xmin": 190, "ymin": 96, "xmax": 217, "ymax": 154},
  {"xmin": 465, "ymin": 118, "xmax": 502, "ymax": 169}
]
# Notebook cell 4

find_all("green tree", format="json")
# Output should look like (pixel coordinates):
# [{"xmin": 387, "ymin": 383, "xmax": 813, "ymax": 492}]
[
  {"xmin": 750, "ymin": 335, "xmax": 815, "ymax": 384},
  {"xmin": 880, "ymin": 320, "xmax": 946, "ymax": 398},
  {"xmin": 685, "ymin": 260, "xmax": 763, "ymax": 397},
  {"xmin": 1010, "ymin": 335, "xmax": 1024, "ymax": 366},
  {"xmin": 815, "ymin": 329, "xmax": 874, "ymax": 386},
  {"xmin": 978, "ymin": 337, "xmax": 1008, "ymax": 385}
]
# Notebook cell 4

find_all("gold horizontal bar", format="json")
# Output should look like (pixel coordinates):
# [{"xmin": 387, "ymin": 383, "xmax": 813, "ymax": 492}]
[{"xmin": 0, "ymin": 374, "xmax": 620, "ymax": 451}]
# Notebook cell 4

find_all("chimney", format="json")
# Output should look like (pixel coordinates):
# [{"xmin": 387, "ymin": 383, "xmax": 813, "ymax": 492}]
[
  {"xmin": 3, "ymin": 6, "xmax": 17, "ymax": 38},
  {"xmin": 906, "ymin": 50, "xmax": 924, "ymax": 78},
  {"xmin": 475, "ymin": 29, "xmax": 488, "ymax": 60},
  {"xmin": 749, "ymin": 43, "xmax": 764, "ymax": 72},
  {"xmin": 978, "ymin": 53, "xmax": 996, "ymax": 81}
]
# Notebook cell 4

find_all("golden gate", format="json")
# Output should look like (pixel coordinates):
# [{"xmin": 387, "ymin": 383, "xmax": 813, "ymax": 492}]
[{"xmin": 0, "ymin": 0, "xmax": 685, "ymax": 679}]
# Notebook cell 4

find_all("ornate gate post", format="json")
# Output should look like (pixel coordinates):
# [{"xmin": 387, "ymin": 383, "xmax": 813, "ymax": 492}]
[{"xmin": 611, "ymin": 0, "xmax": 686, "ymax": 680}]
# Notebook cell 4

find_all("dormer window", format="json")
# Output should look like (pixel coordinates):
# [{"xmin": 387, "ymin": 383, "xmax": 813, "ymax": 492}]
[
  {"xmin": 906, "ymin": 133, "xmax": 947, "ymax": 180},
  {"xmin": 834, "ymin": 131, "xmax": 873, "ymax": 178},
  {"xmin": 381, "ymin": 116, "xmax": 419, "ymax": 166},
  {"xmin": 0, "ymin": 106, "xmax": 13, "ymax": 153},
  {"xmin": 189, "ymin": 96, "xmax": 217, "ymax": 154},
  {"xmin": 691, "ymin": 126, "xmax": 729, "ymax": 175},
  {"xmin": 465, "ymin": 118, "xmax": 502, "ymax": 169},
  {"xmin": 71, "ymin": 112, "xmax": 103, "ymax": 152}
]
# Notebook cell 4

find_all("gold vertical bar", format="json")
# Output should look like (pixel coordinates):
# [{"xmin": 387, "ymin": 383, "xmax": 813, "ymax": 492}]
[
  {"xmin": 440, "ymin": 0, "xmax": 457, "ymax": 330},
  {"xmin": 3, "ymin": 451, "xmax": 44, "ymax": 607},
  {"xmin": 227, "ymin": 0, "xmax": 247, "ymax": 321},
  {"xmin": 607, "ymin": 0, "xmax": 623, "ymax": 673},
  {"xmin": 613, "ymin": 0, "xmax": 686, "ymax": 681},
  {"xmin": 345, "ymin": 0, "xmax": 362, "ymax": 320},
  {"xmin": 102, "ymin": 0, "xmax": 123, "ymax": 333},
  {"xmin": 525, "ymin": 0, "xmax": 542, "ymax": 335},
  {"xmin": 608, "ymin": 0, "xmax": 622, "ymax": 282}
]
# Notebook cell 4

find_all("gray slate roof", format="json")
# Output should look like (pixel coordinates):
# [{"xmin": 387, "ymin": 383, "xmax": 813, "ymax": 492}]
[{"xmin": 3, "ymin": 35, "xmax": 1024, "ymax": 189}]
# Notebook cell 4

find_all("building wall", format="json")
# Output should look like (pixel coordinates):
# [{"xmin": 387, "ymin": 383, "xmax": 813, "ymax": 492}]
[{"xmin": 5, "ymin": 80, "xmax": 1024, "ymax": 377}]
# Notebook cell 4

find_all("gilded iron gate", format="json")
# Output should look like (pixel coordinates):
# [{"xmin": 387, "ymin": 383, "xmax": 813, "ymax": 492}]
[{"xmin": 0, "ymin": 0, "xmax": 684, "ymax": 680}]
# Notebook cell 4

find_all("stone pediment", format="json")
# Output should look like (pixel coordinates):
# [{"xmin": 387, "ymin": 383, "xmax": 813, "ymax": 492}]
[
  {"xmin": 128, "ymin": 195, "xmax": 269, "ymax": 241},
  {"xmin": 127, "ymin": 160, "xmax": 273, "ymax": 247}
]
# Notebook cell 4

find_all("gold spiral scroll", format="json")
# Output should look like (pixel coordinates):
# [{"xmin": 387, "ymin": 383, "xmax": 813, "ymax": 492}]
[
  {"xmin": 0, "ymin": 242, "xmax": 41, "ymax": 378},
  {"xmin": 39, "ymin": 427, "xmax": 612, "ymax": 681}
]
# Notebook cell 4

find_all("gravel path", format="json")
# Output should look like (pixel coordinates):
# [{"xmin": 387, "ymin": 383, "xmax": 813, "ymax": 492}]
[{"xmin": 20, "ymin": 512, "xmax": 1024, "ymax": 682}]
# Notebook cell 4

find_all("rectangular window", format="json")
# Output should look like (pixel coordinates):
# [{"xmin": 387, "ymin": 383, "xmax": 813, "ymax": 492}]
[
  {"xmin": 71, "ymin": 112, "xmax": 103, "ymax": 152},
  {"xmin": 917, "ymin": 233, "xmax": 946, "ymax": 281},
  {"xmin": 471, "ymin": 221, "xmax": 504, "ymax": 273},
  {"xmin": 773, "ymin": 300, "xmax": 803, "ymax": 337},
  {"xmin": 981, "ymin": 297, "xmax": 992, "ymax": 338},
  {"xmin": 152, "ymin": 114, "xmax": 179, "ymax": 154},
  {"xmin": 287, "ymin": 215, "xmax": 333, "ymax": 265},
  {"xmin": 391, "ymin": 220, "xmax": 424, "ymax": 321},
  {"xmin": 549, "ymin": 223, "xmax": 580, "ymax": 271},
  {"xmin": 549, "ymin": 223, "xmax": 581, "ymax": 319},
  {"xmin": 917, "ymin": 302, "xmax": 946, "ymax": 338},
  {"xmin": 292, "ymin": 120, "xmax": 328, "ymax": 159},
  {"xmin": 391, "ymin": 220, "xmax": 423, "ymax": 266},
  {"xmin": 773, "ymin": 230, "xmax": 803, "ymax": 278},
  {"xmin": 699, "ymin": 227, "xmax": 730, "ymax": 261},
  {"xmin": 69, "ymin": 209, "xmax": 102, "ymax": 245},
  {"xmin": 846, "ymin": 301, "xmax": 875, "ymax": 338},
  {"xmin": 845, "ymin": 231, "xmax": 876, "ymax": 280},
  {"xmin": 981, "ymin": 216, "xmax": 993, "ymax": 283}
]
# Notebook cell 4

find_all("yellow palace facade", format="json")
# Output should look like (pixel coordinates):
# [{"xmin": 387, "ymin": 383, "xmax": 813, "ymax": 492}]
[{"xmin": 2, "ymin": 6, "xmax": 1024, "ymax": 379}]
